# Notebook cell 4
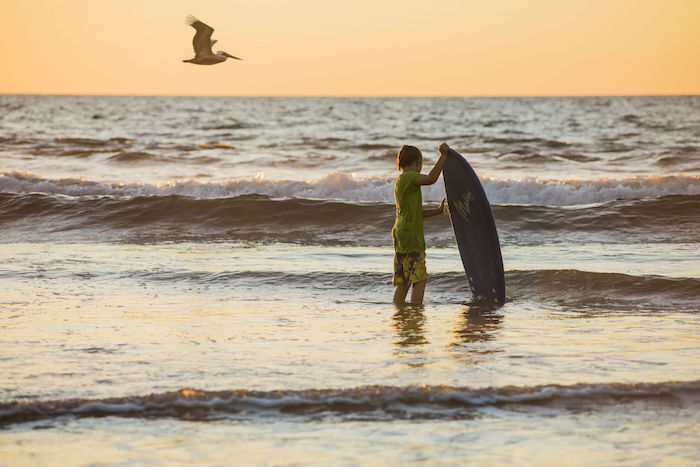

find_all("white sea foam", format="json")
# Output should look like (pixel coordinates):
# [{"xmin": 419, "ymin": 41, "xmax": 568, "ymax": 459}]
[
  {"xmin": 481, "ymin": 175, "xmax": 700, "ymax": 206},
  {"xmin": 2, "ymin": 171, "xmax": 699, "ymax": 206}
]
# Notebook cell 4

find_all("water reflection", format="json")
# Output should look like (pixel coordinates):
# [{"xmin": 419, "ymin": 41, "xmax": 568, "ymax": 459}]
[
  {"xmin": 453, "ymin": 302, "xmax": 503, "ymax": 343},
  {"xmin": 392, "ymin": 304, "xmax": 428, "ymax": 347},
  {"xmin": 450, "ymin": 303, "xmax": 504, "ymax": 365}
]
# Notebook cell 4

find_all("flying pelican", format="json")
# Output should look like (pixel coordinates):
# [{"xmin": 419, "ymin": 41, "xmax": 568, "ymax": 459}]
[{"xmin": 183, "ymin": 15, "xmax": 242, "ymax": 65}]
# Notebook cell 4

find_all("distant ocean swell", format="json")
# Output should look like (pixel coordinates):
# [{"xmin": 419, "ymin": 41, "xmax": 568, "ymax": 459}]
[
  {"xmin": 2, "ymin": 130, "xmax": 698, "ymax": 170},
  {"xmin": 3, "ymin": 380, "xmax": 698, "ymax": 427}
]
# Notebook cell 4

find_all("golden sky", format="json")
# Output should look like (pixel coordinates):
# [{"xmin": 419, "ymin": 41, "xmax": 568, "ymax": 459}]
[{"xmin": 2, "ymin": 0, "xmax": 699, "ymax": 96}]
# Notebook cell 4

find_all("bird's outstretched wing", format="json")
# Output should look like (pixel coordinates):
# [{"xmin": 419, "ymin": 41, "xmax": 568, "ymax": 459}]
[{"xmin": 186, "ymin": 15, "xmax": 215, "ymax": 57}]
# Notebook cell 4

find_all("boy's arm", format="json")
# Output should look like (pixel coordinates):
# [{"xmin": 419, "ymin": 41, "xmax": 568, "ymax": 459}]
[
  {"xmin": 415, "ymin": 143, "xmax": 450, "ymax": 186},
  {"xmin": 423, "ymin": 198, "xmax": 447, "ymax": 218}
]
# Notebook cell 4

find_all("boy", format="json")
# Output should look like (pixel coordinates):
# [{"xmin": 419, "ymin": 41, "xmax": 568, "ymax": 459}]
[{"xmin": 392, "ymin": 143, "xmax": 450, "ymax": 305}]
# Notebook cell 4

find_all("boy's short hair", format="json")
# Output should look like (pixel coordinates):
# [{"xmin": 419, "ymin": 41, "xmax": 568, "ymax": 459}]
[{"xmin": 397, "ymin": 145, "xmax": 422, "ymax": 169}]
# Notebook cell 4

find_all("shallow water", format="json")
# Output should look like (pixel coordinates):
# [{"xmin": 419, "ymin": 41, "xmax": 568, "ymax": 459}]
[{"xmin": 1, "ymin": 95, "xmax": 699, "ymax": 464}]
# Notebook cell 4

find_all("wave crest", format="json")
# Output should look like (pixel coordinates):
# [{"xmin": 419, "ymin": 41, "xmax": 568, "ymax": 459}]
[
  {"xmin": 1, "ymin": 190, "xmax": 698, "ymax": 245},
  {"xmin": 2, "ymin": 380, "xmax": 698, "ymax": 426},
  {"xmin": 2, "ymin": 171, "xmax": 699, "ymax": 206}
]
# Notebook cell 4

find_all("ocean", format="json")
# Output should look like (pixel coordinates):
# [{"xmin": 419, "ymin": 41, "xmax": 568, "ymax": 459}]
[{"xmin": 1, "ymin": 95, "xmax": 699, "ymax": 465}]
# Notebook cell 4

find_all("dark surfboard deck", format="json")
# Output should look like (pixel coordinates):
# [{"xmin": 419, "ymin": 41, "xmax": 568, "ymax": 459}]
[{"xmin": 443, "ymin": 149, "xmax": 506, "ymax": 302}]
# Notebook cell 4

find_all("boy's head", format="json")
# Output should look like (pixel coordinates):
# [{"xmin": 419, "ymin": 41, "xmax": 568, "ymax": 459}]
[{"xmin": 397, "ymin": 145, "xmax": 422, "ymax": 170}]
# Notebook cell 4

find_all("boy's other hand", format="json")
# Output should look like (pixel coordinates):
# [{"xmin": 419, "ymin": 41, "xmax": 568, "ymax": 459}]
[{"xmin": 439, "ymin": 143, "xmax": 449, "ymax": 156}]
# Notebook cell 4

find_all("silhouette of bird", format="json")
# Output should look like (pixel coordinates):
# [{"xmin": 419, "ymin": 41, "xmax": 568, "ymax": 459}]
[{"xmin": 183, "ymin": 15, "xmax": 242, "ymax": 65}]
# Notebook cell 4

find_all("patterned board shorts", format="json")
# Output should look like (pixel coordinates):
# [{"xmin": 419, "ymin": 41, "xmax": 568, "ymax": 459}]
[{"xmin": 393, "ymin": 251, "xmax": 428, "ymax": 287}]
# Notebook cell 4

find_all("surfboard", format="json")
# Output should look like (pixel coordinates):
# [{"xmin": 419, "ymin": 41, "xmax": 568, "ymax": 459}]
[{"xmin": 442, "ymin": 148, "xmax": 506, "ymax": 302}]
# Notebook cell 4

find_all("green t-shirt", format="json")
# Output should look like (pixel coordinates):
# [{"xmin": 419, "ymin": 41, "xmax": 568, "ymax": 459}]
[{"xmin": 392, "ymin": 171, "xmax": 425, "ymax": 253}]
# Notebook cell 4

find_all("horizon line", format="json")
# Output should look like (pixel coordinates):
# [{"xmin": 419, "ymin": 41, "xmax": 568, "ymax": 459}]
[{"xmin": 2, "ymin": 92, "xmax": 699, "ymax": 99}]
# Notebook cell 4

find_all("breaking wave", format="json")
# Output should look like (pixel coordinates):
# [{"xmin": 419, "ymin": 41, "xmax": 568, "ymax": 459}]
[
  {"xmin": 2, "ymin": 171, "xmax": 700, "ymax": 206},
  {"xmin": 2, "ymin": 380, "xmax": 698, "ymax": 427},
  {"xmin": 1, "ymin": 188, "xmax": 697, "ymax": 244}
]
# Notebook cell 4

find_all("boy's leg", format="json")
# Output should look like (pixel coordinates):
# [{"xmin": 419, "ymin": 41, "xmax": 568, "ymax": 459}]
[
  {"xmin": 393, "ymin": 285, "xmax": 410, "ymax": 304},
  {"xmin": 410, "ymin": 280, "xmax": 426, "ymax": 305}
]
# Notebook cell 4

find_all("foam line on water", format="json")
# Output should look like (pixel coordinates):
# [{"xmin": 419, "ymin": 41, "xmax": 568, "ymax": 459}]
[{"xmin": 2, "ymin": 171, "xmax": 699, "ymax": 206}]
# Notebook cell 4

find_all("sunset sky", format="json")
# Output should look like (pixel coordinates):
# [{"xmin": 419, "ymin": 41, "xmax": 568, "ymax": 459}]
[{"xmin": 2, "ymin": 0, "xmax": 699, "ymax": 96}]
